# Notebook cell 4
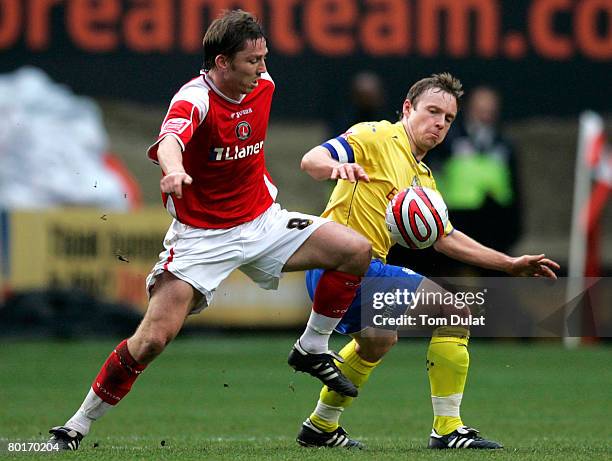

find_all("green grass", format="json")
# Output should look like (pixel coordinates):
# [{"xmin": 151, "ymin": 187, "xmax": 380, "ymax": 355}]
[{"xmin": 0, "ymin": 335, "xmax": 610, "ymax": 460}]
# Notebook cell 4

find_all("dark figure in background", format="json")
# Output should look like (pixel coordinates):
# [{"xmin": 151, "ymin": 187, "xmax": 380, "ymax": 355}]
[
  {"xmin": 328, "ymin": 72, "xmax": 388, "ymax": 136},
  {"xmin": 389, "ymin": 86, "xmax": 522, "ymax": 277}
]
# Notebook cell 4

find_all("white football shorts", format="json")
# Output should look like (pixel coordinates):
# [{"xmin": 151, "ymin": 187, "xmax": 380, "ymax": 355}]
[{"xmin": 146, "ymin": 203, "xmax": 329, "ymax": 313}]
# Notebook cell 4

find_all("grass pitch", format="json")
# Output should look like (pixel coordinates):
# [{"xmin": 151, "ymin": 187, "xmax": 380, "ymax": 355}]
[{"xmin": 1, "ymin": 335, "xmax": 610, "ymax": 460}]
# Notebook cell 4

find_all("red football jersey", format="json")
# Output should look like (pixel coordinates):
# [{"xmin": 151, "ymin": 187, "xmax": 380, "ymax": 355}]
[{"xmin": 147, "ymin": 72, "xmax": 277, "ymax": 228}]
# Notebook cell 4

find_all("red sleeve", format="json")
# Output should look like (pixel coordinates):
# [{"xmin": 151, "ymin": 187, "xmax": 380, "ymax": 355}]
[{"xmin": 147, "ymin": 100, "xmax": 202, "ymax": 163}]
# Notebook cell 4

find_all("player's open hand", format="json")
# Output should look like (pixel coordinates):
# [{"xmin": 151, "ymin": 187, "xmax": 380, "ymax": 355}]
[
  {"xmin": 508, "ymin": 254, "xmax": 560, "ymax": 279},
  {"xmin": 330, "ymin": 163, "xmax": 370, "ymax": 183},
  {"xmin": 160, "ymin": 171, "xmax": 193, "ymax": 199}
]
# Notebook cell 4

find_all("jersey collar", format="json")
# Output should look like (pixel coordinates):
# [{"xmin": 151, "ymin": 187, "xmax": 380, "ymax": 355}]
[
  {"xmin": 201, "ymin": 71, "xmax": 246, "ymax": 105},
  {"xmin": 393, "ymin": 121, "xmax": 421, "ymax": 164}
]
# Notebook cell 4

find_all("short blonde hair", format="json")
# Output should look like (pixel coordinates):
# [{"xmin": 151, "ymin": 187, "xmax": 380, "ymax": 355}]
[{"xmin": 406, "ymin": 72, "xmax": 464, "ymax": 109}]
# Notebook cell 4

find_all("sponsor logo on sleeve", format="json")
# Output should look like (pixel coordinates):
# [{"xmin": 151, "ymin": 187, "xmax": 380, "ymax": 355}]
[{"xmin": 161, "ymin": 118, "xmax": 191, "ymax": 135}]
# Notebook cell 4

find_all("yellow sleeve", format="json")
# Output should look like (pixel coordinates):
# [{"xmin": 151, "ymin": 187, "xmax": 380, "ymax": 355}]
[{"xmin": 329, "ymin": 121, "xmax": 393, "ymax": 168}]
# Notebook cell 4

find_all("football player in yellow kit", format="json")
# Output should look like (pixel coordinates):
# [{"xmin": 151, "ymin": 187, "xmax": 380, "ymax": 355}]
[{"xmin": 295, "ymin": 73, "xmax": 559, "ymax": 449}]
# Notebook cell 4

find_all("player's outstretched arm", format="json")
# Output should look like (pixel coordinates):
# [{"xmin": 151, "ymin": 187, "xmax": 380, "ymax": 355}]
[
  {"xmin": 434, "ymin": 230, "xmax": 559, "ymax": 279},
  {"xmin": 301, "ymin": 146, "xmax": 369, "ymax": 183},
  {"xmin": 158, "ymin": 136, "xmax": 193, "ymax": 199}
]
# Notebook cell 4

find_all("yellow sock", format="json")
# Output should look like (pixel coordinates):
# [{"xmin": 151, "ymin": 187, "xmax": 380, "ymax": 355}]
[
  {"xmin": 427, "ymin": 327, "xmax": 469, "ymax": 435},
  {"xmin": 309, "ymin": 339, "xmax": 380, "ymax": 432}
]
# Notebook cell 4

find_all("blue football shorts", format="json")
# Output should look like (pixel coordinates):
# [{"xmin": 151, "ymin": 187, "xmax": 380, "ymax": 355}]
[{"xmin": 305, "ymin": 259, "xmax": 424, "ymax": 335}]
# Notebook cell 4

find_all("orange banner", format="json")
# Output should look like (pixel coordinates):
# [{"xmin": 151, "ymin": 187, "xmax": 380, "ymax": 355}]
[{"xmin": 1, "ymin": 0, "xmax": 610, "ymax": 60}]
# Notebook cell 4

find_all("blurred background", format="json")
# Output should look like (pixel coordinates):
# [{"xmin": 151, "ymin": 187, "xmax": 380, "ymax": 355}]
[{"xmin": 0, "ymin": 0, "xmax": 611, "ymax": 336}]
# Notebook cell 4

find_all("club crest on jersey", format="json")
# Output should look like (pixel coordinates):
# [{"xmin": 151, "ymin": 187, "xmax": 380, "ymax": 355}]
[{"xmin": 236, "ymin": 121, "xmax": 252, "ymax": 140}]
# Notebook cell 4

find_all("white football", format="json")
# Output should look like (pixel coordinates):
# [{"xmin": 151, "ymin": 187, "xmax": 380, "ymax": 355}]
[{"xmin": 385, "ymin": 186, "xmax": 448, "ymax": 249}]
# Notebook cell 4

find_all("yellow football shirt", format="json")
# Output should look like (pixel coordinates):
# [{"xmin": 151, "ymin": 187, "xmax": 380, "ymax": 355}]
[{"xmin": 321, "ymin": 120, "xmax": 453, "ymax": 262}]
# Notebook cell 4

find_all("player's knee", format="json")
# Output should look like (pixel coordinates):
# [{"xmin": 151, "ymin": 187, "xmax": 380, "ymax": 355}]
[
  {"xmin": 440, "ymin": 303, "xmax": 471, "ymax": 320},
  {"xmin": 339, "ymin": 234, "xmax": 371, "ymax": 274},
  {"xmin": 429, "ymin": 286, "xmax": 472, "ymax": 320},
  {"xmin": 355, "ymin": 235, "xmax": 372, "ymax": 266},
  {"xmin": 375, "ymin": 334, "xmax": 398, "ymax": 354},
  {"xmin": 132, "ymin": 332, "xmax": 173, "ymax": 362},
  {"xmin": 357, "ymin": 334, "xmax": 397, "ymax": 361},
  {"xmin": 142, "ymin": 338, "xmax": 165, "ymax": 359}
]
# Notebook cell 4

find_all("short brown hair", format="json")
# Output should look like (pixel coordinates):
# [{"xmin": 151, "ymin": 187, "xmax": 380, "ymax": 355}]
[
  {"xmin": 202, "ymin": 10, "xmax": 266, "ymax": 71},
  {"xmin": 406, "ymin": 72, "xmax": 464, "ymax": 109}
]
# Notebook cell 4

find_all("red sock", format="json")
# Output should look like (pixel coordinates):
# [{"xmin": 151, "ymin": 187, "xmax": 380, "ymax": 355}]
[
  {"xmin": 92, "ymin": 339, "xmax": 147, "ymax": 405},
  {"xmin": 312, "ymin": 270, "xmax": 361, "ymax": 318}
]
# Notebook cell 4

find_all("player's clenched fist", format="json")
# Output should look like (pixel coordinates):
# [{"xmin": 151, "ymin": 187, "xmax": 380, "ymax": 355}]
[
  {"xmin": 330, "ymin": 163, "xmax": 370, "ymax": 183},
  {"xmin": 160, "ymin": 171, "xmax": 193, "ymax": 199}
]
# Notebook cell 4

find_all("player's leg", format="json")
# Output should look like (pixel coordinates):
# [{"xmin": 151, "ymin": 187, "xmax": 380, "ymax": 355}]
[
  {"xmin": 48, "ymin": 272, "xmax": 199, "ymax": 450},
  {"xmin": 416, "ymin": 278, "xmax": 502, "ymax": 449},
  {"xmin": 296, "ymin": 261, "xmax": 417, "ymax": 448},
  {"xmin": 299, "ymin": 330, "xmax": 395, "ymax": 448},
  {"xmin": 284, "ymin": 221, "xmax": 371, "ymax": 336},
  {"xmin": 418, "ymin": 277, "xmax": 471, "ymax": 438},
  {"xmin": 128, "ymin": 271, "xmax": 201, "ymax": 363},
  {"xmin": 241, "ymin": 207, "xmax": 370, "ymax": 396},
  {"xmin": 283, "ymin": 221, "xmax": 370, "ymax": 396},
  {"xmin": 238, "ymin": 205, "xmax": 369, "ymax": 395}
]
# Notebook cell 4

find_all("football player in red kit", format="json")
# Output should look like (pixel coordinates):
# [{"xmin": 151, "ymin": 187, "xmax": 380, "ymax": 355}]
[{"xmin": 47, "ymin": 10, "xmax": 371, "ymax": 450}]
